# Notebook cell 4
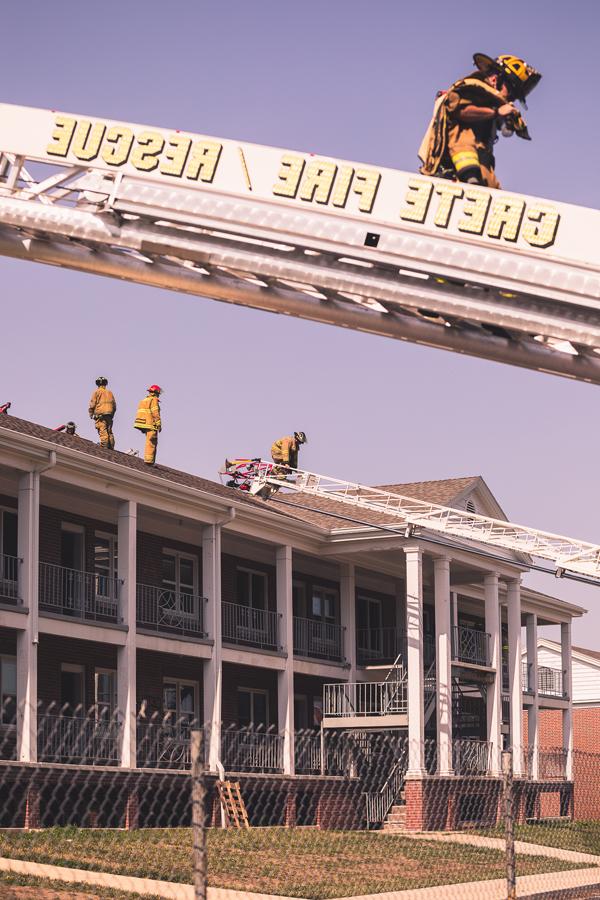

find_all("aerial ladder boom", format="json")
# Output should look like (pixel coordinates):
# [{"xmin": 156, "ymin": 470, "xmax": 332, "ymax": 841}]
[
  {"xmin": 241, "ymin": 463, "xmax": 600, "ymax": 581},
  {"xmin": 2, "ymin": 104, "xmax": 600, "ymax": 382}
]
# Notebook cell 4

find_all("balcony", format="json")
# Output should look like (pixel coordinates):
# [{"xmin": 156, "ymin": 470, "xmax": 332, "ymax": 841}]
[
  {"xmin": 137, "ymin": 718, "xmax": 196, "ymax": 770},
  {"xmin": 136, "ymin": 583, "xmax": 206, "ymax": 638},
  {"xmin": 38, "ymin": 710, "xmax": 121, "ymax": 765},
  {"xmin": 524, "ymin": 747, "xmax": 568, "ymax": 780},
  {"xmin": 0, "ymin": 554, "xmax": 19, "ymax": 605},
  {"xmin": 452, "ymin": 738, "xmax": 493, "ymax": 775},
  {"xmin": 323, "ymin": 673, "xmax": 407, "ymax": 720},
  {"xmin": 356, "ymin": 627, "xmax": 406, "ymax": 666},
  {"xmin": 39, "ymin": 562, "xmax": 120, "ymax": 623},
  {"xmin": 293, "ymin": 617, "xmax": 344, "ymax": 663},
  {"xmin": 522, "ymin": 663, "xmax": 566, "ymax": 698},
  {"xmin": 452, "ymin": 625, "xmax": 491, "ymax": 667},
  {"xmin": 222, "ymin": 727, "xmax": 283, "ymax": 773},
  {"xmin": 222, "ymin": 602, "xmax": 280, "ymax": 651}
]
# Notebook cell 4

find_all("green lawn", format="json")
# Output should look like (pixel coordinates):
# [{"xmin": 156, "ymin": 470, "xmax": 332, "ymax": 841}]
[
  {"xmin": 0, "ymin": 827, "xmax": 586, "ymax": 899},
  {"xmin": 511, "ymin": 821, "xmax": 600, "ymax": 856},
  {"xmin": 0, "ymin": 871, "xmax": 162, "ymax": 899}
]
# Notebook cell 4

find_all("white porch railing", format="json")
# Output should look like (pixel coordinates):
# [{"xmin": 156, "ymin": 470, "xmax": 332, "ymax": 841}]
[
  {"xmin": 39, "ymin": 562, "xmax": 120, "ymax": 622},
  {"xmin": 0, "ymin": 554, "xmax": 19, "ymax": 603},
  {"xmin": 324, "ymin": 672, "xmax": 407, "ymax": 718}
]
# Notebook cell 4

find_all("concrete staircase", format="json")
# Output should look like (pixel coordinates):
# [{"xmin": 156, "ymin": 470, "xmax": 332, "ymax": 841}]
[{"xmin": 381, "ymin": 800, "xmax": 407, "ymax": 833}]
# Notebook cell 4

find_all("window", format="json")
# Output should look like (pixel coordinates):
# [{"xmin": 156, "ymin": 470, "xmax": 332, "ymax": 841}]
[
  {"xmin": 294, "ymin": 694, "xmax": 309, "ymax": 729},
  {"xmin": 236, "ymin": 568, "xmax": 267, "ymax": 610},
  {"xmin": 238, "ymin": 688, "xmax": 268, "ymax": 727},
  {"xmin": 95, "ymin": 669, "xmax": 117, "ymax": 720},
  {"xmin": 311, "ymin": 586, "xmax": 337, "ymax": 622},
  {"xmin": 162, "ymin": 550, "xmax": 198, "ymax": 617},
  {"xmin": 94, "ymin": 532, "xmax": 117, "ymax": 599},
  {"xmin": 163, "ymin": 679, "xmax": 198, "ymax": 727},
  {"xmin": 0, "ymin": 656, "xmax": 16, "ymax": 725}
]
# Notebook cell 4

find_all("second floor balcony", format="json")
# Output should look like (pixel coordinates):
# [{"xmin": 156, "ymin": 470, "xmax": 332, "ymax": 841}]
[
  {"xmin": 136, "ymin": 584, "xmax": 206, "ymax": 638},
  {"xmin": 222, "ymin": 602, "xmax": 280, "ymax": 652},
  {"xmin": 522, "ymin": 662, "xmax": 566, "ymax": 698},
  {"xmin": 39, "ymin": 562, "xmax": 120, "ymax": 623},
  {"xmin": 324, "ymin": 673, "xmax": 408, "ymax": 720},
  {"xmin": 452, "ymin": 625, "xmax": 491, "ymax": 667},
  {"xmin": 293, "ymin": 616, "xmax": 344, "ymax": 663}
]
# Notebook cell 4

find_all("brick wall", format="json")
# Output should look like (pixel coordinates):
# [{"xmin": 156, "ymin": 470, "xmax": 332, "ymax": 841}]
[{"xmin": 137, "ymin": 532, "xmax": 202, "ymax": 587}]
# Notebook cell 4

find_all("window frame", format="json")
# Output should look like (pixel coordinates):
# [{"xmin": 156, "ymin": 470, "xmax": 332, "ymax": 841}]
[
  {"xmin": 311, "ymin": 584, "xmax": 338, "ymax": 623},
  {"xmin": 162, "ymin": 677, "xmax": 199, "ymax": 724},
  {"xmin": 237, "ymin": 686, "xmax": 269, "ymax": 728},
  {"xmin": 235, "ymin": 566, "xmax": 268, "ymax": 611},
  {"xmin": 94, "ymin": 667, "xmax": 117, "ymax": 720},
  {"xmin": 94, "ymin": 530, "xmax": 118, "ymax": 600}
]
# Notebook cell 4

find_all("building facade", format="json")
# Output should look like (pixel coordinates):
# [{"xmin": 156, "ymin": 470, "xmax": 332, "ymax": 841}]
[{"xmin": 0, "ymin": 416, "xmax": 583, "ymax": 829}]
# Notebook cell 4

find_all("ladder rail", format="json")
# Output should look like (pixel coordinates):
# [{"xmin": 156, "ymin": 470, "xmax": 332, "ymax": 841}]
[{"xmin": 246, "ymin": 463, "xmax": 600, "ymax": 580}]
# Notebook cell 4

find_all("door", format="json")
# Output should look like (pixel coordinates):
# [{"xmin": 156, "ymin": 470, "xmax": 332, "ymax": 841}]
[
  {"xmin": 357, "ymin": 596, "xmax": 383, "ymax": 658},
  {"xmin": 94, "ymin": 533, "xmax": 118, "ymax": 615},
  {"xmin": 60, "ymin": 525, "xmax": 85, "ymax": 613},
  {"xmin": 161, "ymin": 551, "xmax": 198, "ymax": 622},
  {"xmin": 0, "ymin": 510, "xmax": 17, "ymax": 594},
  {"xmin": 60, "ymin": 664, "xmax": 85, "ymax": 715}
]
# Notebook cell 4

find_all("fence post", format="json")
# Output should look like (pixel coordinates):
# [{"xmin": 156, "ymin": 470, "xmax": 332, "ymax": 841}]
[
  {"xmin": 502, "ymin": 749, "xmax": 516, "ymax": 900},
  {"xmin": 191, "ymin": 729, "xmax": 207, "ymax": 900}
]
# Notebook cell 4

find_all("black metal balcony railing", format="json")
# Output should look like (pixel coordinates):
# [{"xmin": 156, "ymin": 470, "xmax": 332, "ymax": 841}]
[
  {"xmin": 39, "ymin": 562, "xmax": 120, "ymax": 623},
  {"xmin": 522, "ymin": 661, "xmax": 532, "ymax": 692},
  {"xmin": 136, "ymin": 584, "xmax": 206, "ymax": 638},
  {"xmin": 452, "ymin": 625, "xmax": 491, "ymax": 667},
  {"xmin": 293, "ymin": 616, "xmax": 344, "ymax": 662},
  {"xmin": 452, "ymin": 738, "xmax": 493, "ymax": 775},
  {"xmin": 222, "ymin": 602, "xmax": 279, "ymax": 651},
  {"xmin": 538, "ymin": 665, "xmax": 566, "ymax": 698},
  {"xmin": 0, "ymin": 554, "xmax": 19, "ymax": 604},
  {"xmin": 222, "ymin": 727, "xmax": 283, "ymax": 773},
  {"xmin": 38, "ymin": 711, "xmax": 121, "ymax": 765},
  {"xmin": 356, "ymin": 627, "xmax": 406, "ymax": 666},
  {"xmin": 137, "ymin": 719, "xmax": 197, "ymax": 770}
]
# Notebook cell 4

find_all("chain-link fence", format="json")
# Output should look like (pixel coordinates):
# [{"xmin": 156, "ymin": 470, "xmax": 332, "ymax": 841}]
[{"xmin": 1, "ymin": 708, "xmax": 600, "ymax": 899}]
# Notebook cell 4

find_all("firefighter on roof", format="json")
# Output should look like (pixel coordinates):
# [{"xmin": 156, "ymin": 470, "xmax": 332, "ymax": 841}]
[
  {"xmin": 271, "ymin": 432, "xmax": 307, "ymax": 470},
  {"xmin": 134, "ymin": 384, "xmax": 162, "ymax": 466},
  {"xmin": 88, "ymin": 376, "xmax": 116, "ymax": 449},
  {"xmin": 419, "ymin": 53, "xmax": 541, "ymax": 189}
]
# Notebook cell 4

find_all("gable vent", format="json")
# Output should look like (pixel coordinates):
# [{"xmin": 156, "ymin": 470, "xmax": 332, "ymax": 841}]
[{"xmin": 465, "ymin": 499, "xmax": 477, "ymax": 514}]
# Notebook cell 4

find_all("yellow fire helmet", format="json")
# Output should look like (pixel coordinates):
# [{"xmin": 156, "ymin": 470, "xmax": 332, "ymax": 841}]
[{"xmin": 473, "ymin": 53, "xmax": 542, "ymax": 104}]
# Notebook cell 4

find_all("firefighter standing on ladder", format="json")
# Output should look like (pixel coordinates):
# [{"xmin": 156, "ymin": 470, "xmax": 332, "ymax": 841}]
[
  {"xmin": 419, "ymin": 53, "xmax": 541, "ymax": 188},
  {"xmin": 271, "ymin": 432, "xmax": 307, "ymax": 470},
  {"xmin": 134, "ymin": 384, "xmax": 162, "ymax": 465},
  {"xmin": 88, "ymin": 376, "xmax": 116, "ymax": 449}
]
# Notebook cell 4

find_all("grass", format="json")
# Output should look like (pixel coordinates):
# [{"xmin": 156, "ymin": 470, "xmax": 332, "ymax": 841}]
[
  {"xmin": 0, "ymin": 871, "xmax": 162, "ymax": 898},
  {"xmin": 509, "ymin": 821, "xmax": 600, "ymax": 856},
  {"xmin": 0, "ymin": 827, "xmax": 586, "ymax": 899}
]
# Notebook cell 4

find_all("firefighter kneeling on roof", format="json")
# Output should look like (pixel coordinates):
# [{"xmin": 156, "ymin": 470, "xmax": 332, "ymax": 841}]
[
  {"xmin": 134, "ymin": 384, "xmax": 162, "ymax": 465},
  {"xmin": 419, "ymin": 53, "xmax": 541, "ymax": 189},
  {"xmin": 271, "ymin": 431, "xmax": 307, "ymax": 471}
]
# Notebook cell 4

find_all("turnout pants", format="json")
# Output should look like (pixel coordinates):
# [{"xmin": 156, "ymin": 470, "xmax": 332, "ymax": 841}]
[
  {"xmin": 95, "ymin": 415, "xmax": 115, "ymax": 449},
  {"xmin": 143, "ymin": 429, "xmax": 158, "ymax": 465}
]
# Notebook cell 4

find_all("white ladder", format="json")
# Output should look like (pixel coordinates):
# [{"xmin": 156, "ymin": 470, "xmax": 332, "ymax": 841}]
[{"xmin": 248, "ymin": 463, "xmax": 600, "ymax": 581}]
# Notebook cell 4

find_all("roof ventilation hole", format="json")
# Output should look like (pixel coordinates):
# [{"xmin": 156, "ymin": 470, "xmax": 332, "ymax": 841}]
[{"xmin": 466, "ymin": 499, "xmax": 476, "ymax": 514}]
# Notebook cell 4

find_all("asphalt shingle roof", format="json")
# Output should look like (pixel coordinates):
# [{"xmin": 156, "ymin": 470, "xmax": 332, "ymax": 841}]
[{"xmin": 0, "ymin": 414, "xmax": 483, "ymax": 534}]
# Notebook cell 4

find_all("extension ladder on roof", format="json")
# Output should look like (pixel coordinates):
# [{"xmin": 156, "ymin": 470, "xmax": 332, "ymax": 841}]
[
  {"xmin": 2, "ymin": 103, "xmax": 600, "ymax": 383},
  {"xmin": 242, "ymin": 462, "xmax": 600, "ymax": 582}
]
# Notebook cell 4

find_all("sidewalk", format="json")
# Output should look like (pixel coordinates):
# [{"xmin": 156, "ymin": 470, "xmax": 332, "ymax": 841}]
[{"xmin": 405, "ymin": 831, "xmax": 600, "ymax": 866}]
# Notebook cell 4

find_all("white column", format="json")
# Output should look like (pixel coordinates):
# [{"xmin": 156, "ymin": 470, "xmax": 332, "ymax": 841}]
[
  {"xmin": 340, "ymin": 563, "xmax": 356, "ymax": 679},
  {"xmin": 434, "ymin": 556, "xmax": 452, "ymax": 775},
  {"xmin": 485, "ymin": 573, "xmax": 501, "ymax": 776},
  {"xmin": 203, "ymin": 524, "xmax": 222, "ymax": 772},
  {"xmin": 507, "ymin": 579, "xmax": 523, "ymax": 776},
  {"xmin": 277, "ymin": 545, "xmax": 294, "ymax": 775},
  {"xmin": 451, "ymin": 592, "xmax": 458, "ymax": 631},
  {"xmin": 526, "ymin": 613, "xmax": 539, "ymax": 779},
  {"xmin": 405, "ymin": 547, "xmax": 425, "ymax": 776},
  {"xmin": 561, "ymin": 620, "xmax": 573, "ymax": 780},
  {"xmin": 117, "ymin": 500, "xmax": 137, "ymax": 768},
  {"xmin": 16, "ymin": 472, "xmax": 40, "ymax": 763}
]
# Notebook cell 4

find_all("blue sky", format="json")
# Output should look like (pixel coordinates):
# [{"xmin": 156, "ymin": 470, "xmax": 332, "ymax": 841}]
[{"xmin": 2, "ymin": 0, "xmax": 600, "ymax": 642}]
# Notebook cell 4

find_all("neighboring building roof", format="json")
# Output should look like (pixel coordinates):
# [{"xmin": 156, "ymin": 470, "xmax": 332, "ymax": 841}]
[{"xmin": 375, "ymin": 476, "xmax": 479, "ymax": 505}]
